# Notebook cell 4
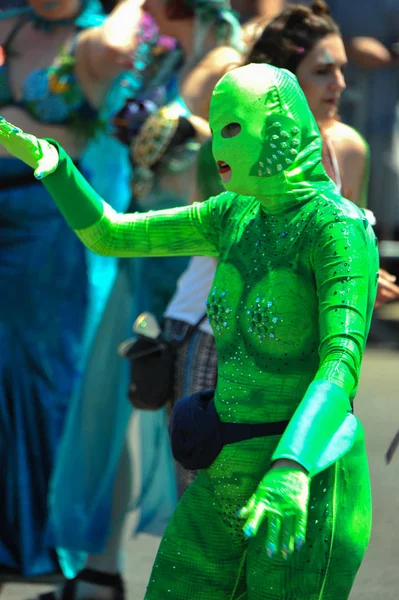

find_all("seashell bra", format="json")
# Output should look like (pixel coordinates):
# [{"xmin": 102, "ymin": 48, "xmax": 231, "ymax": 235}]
[{"xmin": 0, "ymin": 16, "xmax": 97, "ymax": 127}]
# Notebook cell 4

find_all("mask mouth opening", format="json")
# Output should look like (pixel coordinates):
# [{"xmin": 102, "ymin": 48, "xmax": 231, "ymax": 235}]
[{"xmin": 217, "ymin": 161, "xmax": 232, "ymax": 182}]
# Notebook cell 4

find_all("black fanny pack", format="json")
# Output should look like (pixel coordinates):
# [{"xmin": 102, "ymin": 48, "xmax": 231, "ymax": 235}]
[{"xmin": 169, "ymin": 389, "xmax": 290, "ymax": 471}]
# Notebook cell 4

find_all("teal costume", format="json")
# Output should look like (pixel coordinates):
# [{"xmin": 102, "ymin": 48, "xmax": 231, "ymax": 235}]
[
  {"xmin": 0, "ymin": 1, "xmax": 160, "ymax": 577},
  {"xmin": 45, "ymin": 35, "xmax": 184, "ymax": 578},
  {"xmin": 0, "ymin": 0, "xmax": 108, "ymax": 576},
  {"xmin": 0, "ymin": 63, "xmax": 378, "ymax": 598}
]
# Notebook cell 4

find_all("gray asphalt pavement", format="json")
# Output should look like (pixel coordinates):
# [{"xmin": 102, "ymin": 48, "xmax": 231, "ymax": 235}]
[{"xmin": 4, "ymin": 347, "xmax": 399, "ymax": 599}]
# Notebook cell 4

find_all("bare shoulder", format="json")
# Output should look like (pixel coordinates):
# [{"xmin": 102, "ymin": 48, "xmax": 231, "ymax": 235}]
[
  {"xmin": 328, "ymin": 121, "xmax": 368, "ymax": 161},
  {"xmin": 201, "ymin": 45, "xmax": 242, "ymax": 67},
  {"xmin": 181, "ymin": 46, "xmax": 242, "ymax": 118},
  {"xmin": 328, "ymin": 121, "xmax": 369, "ymax": 206},
  {"xmin": 199, "ymin": 46, "xmax": 242, "ymax": 75}
]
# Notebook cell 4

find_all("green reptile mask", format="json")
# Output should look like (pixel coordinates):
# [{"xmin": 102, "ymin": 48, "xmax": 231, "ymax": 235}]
[{"xmin": 209, "ymin": 63, "xmax": 334, "ymax": 211}]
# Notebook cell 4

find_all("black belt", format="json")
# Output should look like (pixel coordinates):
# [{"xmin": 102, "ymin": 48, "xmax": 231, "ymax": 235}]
[
  {"xmin": 220, "ymin": 419, "xmax": 289, "ymax": 446},
  {"xmin": 170, "ymin": 389, "xmax": 290, "ymax": 471}
]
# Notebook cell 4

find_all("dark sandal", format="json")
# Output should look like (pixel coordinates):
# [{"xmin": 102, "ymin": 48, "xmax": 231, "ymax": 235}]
[{"xmin": 37, "ymin": 568, "xmax": 125, "ymax": 600}]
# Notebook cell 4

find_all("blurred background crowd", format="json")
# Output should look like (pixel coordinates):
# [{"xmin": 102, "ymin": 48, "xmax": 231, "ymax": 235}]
[{"xmin": 0, "ymin": 0, "xmax": 398, "ymax": 599}]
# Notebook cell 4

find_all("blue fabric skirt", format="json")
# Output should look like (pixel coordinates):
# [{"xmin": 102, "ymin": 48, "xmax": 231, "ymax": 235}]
[
  {"xmin": 0, "ymin": 133, "xmax": 131, "ymax": 577},
  {"xmin": 47, "ymin": 198, "xmax": 189, "ymax": 578},
  {"xmin": 0, "ymin": 173, "xmax": 87, "ymax": 576},
  {"xmin": 46, "ymin": 92, "xmax": 193, "ymax": 577}
]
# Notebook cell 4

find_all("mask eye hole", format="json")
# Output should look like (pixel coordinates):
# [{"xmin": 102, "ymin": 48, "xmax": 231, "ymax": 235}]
[{"xmin": 221, "ymin": 122, "xmax": 241, "ymax": 138}]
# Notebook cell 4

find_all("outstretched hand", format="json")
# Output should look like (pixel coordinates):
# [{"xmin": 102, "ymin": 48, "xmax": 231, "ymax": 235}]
[
  {"xmin": 238, "ymin": 467, "xmax": 310, "ymax": 559},
  {"xmin": 0, "ymin": 117, "xmax": 59, "ymax": 178}
]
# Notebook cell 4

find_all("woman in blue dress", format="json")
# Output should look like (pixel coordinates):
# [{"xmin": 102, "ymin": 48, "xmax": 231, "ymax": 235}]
[{"xmin": 0, "ymin": 0, "xmax": 147, "ymax": 581}]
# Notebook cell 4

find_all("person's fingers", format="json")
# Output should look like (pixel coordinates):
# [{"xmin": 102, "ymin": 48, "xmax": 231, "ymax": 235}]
[
  {"xmin": 0, "ymin": 116, "xmax": 12, "ymax": 129},
  {"xmin": 237, "ymin": 494, "xmax": 256, "ymax": 519},
  {"xmin": 375, "ymin": 283, "xmax": 399, "ymax": 307},
  {"xmin": 377, "ymin": 290, "xmax": 393, "ymax": 302},
  {"xmin": 243, "ymin": 501, "xmax": 268, "ymax": 538},
  {"xmin": 295, "ymin": 511, "xmax": 307, "ymax": 551},
  {"xmin": 379, "ymin": 288, "xmax": 399, "ymax": 301},
  {"xmin": 266, "ymin": 512, "xmax": 282, "ymax": 558},
  {"xmin": 0, "ymin": 122, "xmax": 33, "ymax": 156},
  {"xmin": 281, "ymin": 514, "xmax": 296, "ymax": 558},
  {"xmin": 379, "ymin": 269, "xmax": 397, "ymax": 282},
  {"xmin": 0, "ymin": 116, "xmax": 22, "ymax": 137},
  {"xmin": 383, "ymin": 274, "xmax": 397, "ymax": 282},
  {"xmin": 379, "ymin": 280, "xmax": 399, "ymax": 294}
]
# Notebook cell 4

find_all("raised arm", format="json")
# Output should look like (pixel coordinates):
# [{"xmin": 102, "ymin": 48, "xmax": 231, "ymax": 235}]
[
  {"xmin": 43, "ymin": 143, "xmax": 220, "ymax": 258},
  {"xmin": 0, "ymin": 118, "xmax": 222, "ymax": 259}
]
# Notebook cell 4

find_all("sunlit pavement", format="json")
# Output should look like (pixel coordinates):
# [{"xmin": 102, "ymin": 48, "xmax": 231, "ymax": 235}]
[{"xmin": 5, "ymin": 347, "xmax": 399, "ymax": 600}]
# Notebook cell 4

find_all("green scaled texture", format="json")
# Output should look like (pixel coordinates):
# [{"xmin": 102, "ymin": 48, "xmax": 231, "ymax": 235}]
[{"xmin": 26, "ymin": 63, "xmax": 378, "ymax": 599}]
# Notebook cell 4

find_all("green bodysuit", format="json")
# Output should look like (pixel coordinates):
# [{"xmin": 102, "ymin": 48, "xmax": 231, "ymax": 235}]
[{"xmin": 0, "ymin": 64, "xmax": 378, "ymax": 599}]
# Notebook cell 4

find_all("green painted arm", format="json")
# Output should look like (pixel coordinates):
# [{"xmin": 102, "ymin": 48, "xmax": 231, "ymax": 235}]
[
  {"xmin": 72, "ymin": 201, "xmax": 220, "ymax": 258},
  {"xmin": 271, "ymin": 381, "xmax": 358, "ymax": 477},
  {"xmin": 43, "ymin": 142, "xmax": 222, "ymax": 259},
  {"xmin": 42, "ymin": 141, "xmax": 105, "ymax": 230},
  {"xmin": 272, "ymin": 215, "xmax": 379, "ymax": 476},
  {"xmin": 0, "ymin": 120, "xmax": 105, "ymax": 230},
  {"xmin": 0, "ymin": 119, "xmax": 223, "ymax": 258}
]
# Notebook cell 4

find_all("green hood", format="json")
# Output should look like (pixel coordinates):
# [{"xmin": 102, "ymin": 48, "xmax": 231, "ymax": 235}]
[{"xmin": 209, "ymin": 63, "xmax": 336, "ymax": 213}]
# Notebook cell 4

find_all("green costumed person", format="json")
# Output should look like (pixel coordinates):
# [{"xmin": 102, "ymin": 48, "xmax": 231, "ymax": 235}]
[{"xmin": 0, "ymin": 63, "xmax": 378, "ymax": 599}]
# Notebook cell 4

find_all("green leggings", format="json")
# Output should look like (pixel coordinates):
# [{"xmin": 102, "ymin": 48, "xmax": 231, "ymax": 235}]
[{"xmin": 145, "ymin": 432, "xmax": 371, "ymax": 600}]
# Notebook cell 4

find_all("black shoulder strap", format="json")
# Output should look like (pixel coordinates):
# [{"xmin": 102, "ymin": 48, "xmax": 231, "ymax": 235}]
[
  {"xmin": 3, "ymin": 15, "xmax": 30, "ymax": 53},
  {"xmin": 194, "ymin": 312, "xmax": 208, "ymax": 329},
  {"xmin": 178, "ymin": 313, "xmax": 209, "ymax": 346}
]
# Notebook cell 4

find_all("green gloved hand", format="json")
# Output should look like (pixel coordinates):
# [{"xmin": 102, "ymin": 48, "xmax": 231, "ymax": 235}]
[
  {"xmin": 238, "ymin": 468, "xmax": 310, "ymax": 559},
  {"xmin": 0, "ymin": 116, "xmax": 59, "ymax": 179}
]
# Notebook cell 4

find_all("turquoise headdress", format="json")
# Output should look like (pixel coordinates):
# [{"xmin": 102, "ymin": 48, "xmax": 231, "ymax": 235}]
[
  {"xmin": 0, "ymin": 0, "xmax": 105, "ymax": 28},
  {"xmin": 189, "ymin": 0, "xmax": 244, "ymax": 55}
]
